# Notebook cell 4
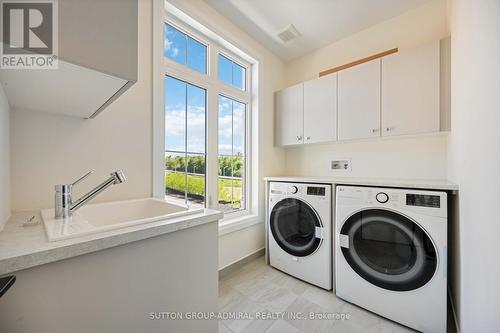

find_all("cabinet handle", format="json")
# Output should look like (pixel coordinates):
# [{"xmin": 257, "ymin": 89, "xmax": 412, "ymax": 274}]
[
  {"xmin": 297, "ymin": 135, "xmax": 302, "ymax": 141},
  {"xmin": 371, "ymin": 128, "xmax": 380, "ymax": 133},
  {"xmin": 386, "ymin": 126, "xmax": 395, "ymax": 132},
  {"xmin": 306, "ymin": 136, "xmax": 311, "ymax": 140}
]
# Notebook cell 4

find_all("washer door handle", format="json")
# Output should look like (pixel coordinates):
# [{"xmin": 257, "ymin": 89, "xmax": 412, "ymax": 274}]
[
  {"xmin": 315, "ymin": 227, "xmax": 324, "ymax": 239},
  {"xmin": 339, "ymin": 233, "xmax": 349, "ymax": 248}
]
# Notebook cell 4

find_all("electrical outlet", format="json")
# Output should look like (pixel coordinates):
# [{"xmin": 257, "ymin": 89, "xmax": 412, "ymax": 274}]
[{"xmin": 330, "ymin": 159, "xmax": 351, "ymax": 171}]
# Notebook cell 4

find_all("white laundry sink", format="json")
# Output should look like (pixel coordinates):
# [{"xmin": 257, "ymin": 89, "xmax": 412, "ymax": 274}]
[{"xmin": 41, "ymin": 198, "xmax": 204, "ymax": 241}]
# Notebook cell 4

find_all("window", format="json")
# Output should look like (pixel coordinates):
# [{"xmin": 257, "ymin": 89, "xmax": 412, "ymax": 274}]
[
  {"xmin": 157, "ymin": 13, "xmax": 254, "ymax": 217},
  {"xmin": 218, "ymin": 96, "xmax": 246, "ymax": 211},
  {"xmin": 218, "ymin": 54, "xmax": 246, "ymax": 90},
  {"xmin": 164, "ymin": 23, "xmax": 207, "ymax": 74},
  {"xmin": 165, "ymin": 76, "xmax": 206, "ymax": 207}
]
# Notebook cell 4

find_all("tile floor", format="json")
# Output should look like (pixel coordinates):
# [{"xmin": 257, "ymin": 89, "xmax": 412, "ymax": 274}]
[{"xmin": 219, "ymin": 256, "xmax": 456, "ymax": 333}]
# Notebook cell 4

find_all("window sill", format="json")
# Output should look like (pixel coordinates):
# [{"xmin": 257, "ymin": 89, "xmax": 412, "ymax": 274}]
[{"xmin": 218, "ymin": 213, "xmax": 262, "ymax": 236}]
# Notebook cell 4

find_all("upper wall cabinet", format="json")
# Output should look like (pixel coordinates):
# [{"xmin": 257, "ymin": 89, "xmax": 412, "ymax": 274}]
[
  {"xmin": 274, "ymin": 38, "xmax": 449, "ymax": 147},
  {"xmin": 276, "ymin": 83, "xmax": 304, "ymax": 146},
  {"xmin": 338, "ymin": 59, "xmax": 381, "ymax": 141},
  {"xmin": 304, "ymin": 74, "xmax": 337, "ymax": 144},
  {"xmin": 275, "ymin": 74, "xmax": 338, "ymax": 146},
  {"xmin": 0, "ymin": 0, "xmax": 138, "ymax": 119},
  {"xmin": 381, "ymin": 40, "xmax": 440, "ymax": 136}
]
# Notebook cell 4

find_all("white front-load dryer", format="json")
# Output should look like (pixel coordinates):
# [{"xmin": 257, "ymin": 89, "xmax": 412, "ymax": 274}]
[
  {"xmin": 335, "ymin": 186, "xmax": 447, "ymax": 333},
  {"xmin": 268, "ymin": 182, "xmax": 332, "ymax": 290}
]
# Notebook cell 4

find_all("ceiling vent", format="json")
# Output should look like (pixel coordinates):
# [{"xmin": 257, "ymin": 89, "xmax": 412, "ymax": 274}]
[{"xmin": 277, "ymin": 24, "xmax": 301, "ymax": 43}]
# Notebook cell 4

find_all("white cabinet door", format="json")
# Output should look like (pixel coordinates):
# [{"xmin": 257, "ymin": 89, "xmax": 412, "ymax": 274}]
[
  {"xmin": 275, "ymin": 83, "xmax": 304, "ymax": 146},
  {"xmin": 338, "ymin": 59, "xmax": 381, "ymax": 140},
  {"xmin": 303, "ymin": 74, "xmax": 337, "ymax": 144},
  {"xmin": 382, "ymin": 40, "xmax": 440, "ymax": 136}
]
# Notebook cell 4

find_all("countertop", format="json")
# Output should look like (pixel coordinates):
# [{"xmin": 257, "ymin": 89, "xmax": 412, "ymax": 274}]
[
  {"xmin": 264, "ymin": 176, "xmax": 459, "ymax": 191},
  {"xmin": 0, "ymin": 209, "xmax": 223, "ymax": 276}
]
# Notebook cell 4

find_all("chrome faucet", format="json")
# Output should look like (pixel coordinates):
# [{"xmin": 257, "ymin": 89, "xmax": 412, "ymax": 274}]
[{"xmin": 54, "ymin": 170, "xmax": 127, "ymax": 218}]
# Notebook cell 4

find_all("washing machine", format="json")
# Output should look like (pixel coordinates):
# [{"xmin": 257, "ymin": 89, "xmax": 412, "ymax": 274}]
[
  {"xmin": 335, "ymin": 185, "xmax": 447, "ymax": 333},
  {"xmin": 268, "ymin": 182, "xmax": 332, "ymax": 290}
]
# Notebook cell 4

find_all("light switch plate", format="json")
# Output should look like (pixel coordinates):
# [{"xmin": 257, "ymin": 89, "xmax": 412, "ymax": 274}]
[{"xmin": 330, "ymin": 159, "xmax": 352, "ymax": 171}]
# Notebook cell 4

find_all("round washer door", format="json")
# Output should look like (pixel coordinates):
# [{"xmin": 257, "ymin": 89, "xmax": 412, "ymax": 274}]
[
  {"xmin": 340, "ymin": 209, "xmax": 437, "ymax": 291},
  {"xmin": 270, "ymin": 198, "xmax": 322, "ymax": 257}
]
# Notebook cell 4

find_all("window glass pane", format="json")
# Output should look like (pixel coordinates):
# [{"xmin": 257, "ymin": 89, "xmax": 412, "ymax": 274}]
[
  {"xmin": 165, "ymin": 76, "xmax": 186, "ymax": 152},
  {"xmin": 187, "ymin": 84, "xmax": 206, "ymax": 154},
  {"xmin": 232, "ymin": 156, "xmax": 244, "ymax": 209},
  {"xmin": 218, "ymin": 54, "xmax": 232, "ymax": 86},
  {"xmin": 218, "ymin": 95, "xmax": 246, "ymax": 212},
  {"xmin": 232, "ymin": 62, "xmax": 246, "ymax": 90},
  {"xmin": 165, "ymin": 24, "xmax": 206, "ymax": 74},
  {"xmin": 164, "ymin": 24, "xmax": 186, "ymax": 64},
  {"xmin": 165, "ymin": 76, "xmax": 206, "ymax": 207},
  {"xmin": 186, "ymin": 154, "xmax": 205, "ymax": 206},
  {"xmin": 187, "ymin": 37, "xmax": 207, "ymax": 74},
  {"xmin": 232, "ymin": 101, "xmax": 245, "ymax": 156},
  {"xmin": 165, "ymin": 152, "xmax": 186, "ymax": 201},
  {"xmin": 218, "ymin": 96, "xmax": 232, "ymax": 156},
  {"xmin": 218, "ymin": 54, "xmax": 247, "ymax": 91}
]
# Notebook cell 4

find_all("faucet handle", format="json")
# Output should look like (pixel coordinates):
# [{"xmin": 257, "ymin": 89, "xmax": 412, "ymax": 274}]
[{"xmin": 71, "ymin": 170, "xmax": 94, "ymax": 186}]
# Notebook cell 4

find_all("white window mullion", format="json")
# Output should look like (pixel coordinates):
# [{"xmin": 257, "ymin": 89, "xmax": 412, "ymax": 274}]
[{"xmin": 205, "ymin": 43, "xmax": 219, "ymax": 210}]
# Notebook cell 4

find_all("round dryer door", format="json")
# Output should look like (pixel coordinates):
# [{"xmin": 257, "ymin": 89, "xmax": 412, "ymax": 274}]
[
  {"xmin": 340, "ymin": 209, "xmax": 437, "ymax": 291},
  {"xmin": 270, "ymin": 198, "xmax": 322, "ymax": 257}
]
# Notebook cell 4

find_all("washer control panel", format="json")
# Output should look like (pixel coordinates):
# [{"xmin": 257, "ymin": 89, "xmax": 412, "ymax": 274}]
[{"xmin": 269, "ymin": 182, "xmax": 330, "ymax": 198}]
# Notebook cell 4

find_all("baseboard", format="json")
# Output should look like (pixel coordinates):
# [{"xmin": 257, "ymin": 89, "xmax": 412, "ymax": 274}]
[
  {"xmin": 218, "ymin": 248, "xmax": 265, "ymax": 280},
  {"xmin": 448, "ymin": 287, "xmax": 460, "ymax": 333}
]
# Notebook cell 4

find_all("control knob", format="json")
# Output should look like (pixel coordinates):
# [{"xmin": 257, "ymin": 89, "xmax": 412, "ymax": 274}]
[{"xmin": 376, "ymin": 192, "xmax": 389, "ymax": 203}]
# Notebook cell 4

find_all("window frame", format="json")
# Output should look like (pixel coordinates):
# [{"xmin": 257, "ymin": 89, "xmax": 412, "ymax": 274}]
[{"xmin": 155, "ymin": 12, "xmax": 253, "ymax": 219}]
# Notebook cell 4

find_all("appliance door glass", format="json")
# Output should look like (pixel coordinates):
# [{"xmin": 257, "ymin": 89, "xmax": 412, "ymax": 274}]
[
  {"xmin": 340, "ymin": 209, "xmax": 437, "ymax": 291},
  {"xmin": 270, "ymin": 198, "xmax": 322, "ymax": 257}
]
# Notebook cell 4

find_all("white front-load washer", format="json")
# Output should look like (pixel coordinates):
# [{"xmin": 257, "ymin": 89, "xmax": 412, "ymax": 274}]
[
  {"xmin": 335, "ymin": 186, "xmax": 447, "ymax": 333},
  {"xmin": 268, "ymin": 182, "xmax": 332, "ymax": 290}
]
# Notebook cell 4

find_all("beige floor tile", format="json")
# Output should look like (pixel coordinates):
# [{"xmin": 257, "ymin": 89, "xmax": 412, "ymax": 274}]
[
  {"xmin": 285, "ymin": 297, "xmax": 336, "ymax": 333},
  {"xmin": 219, "ymin": 321, "xmax": 233, "ymax": 333},
  {"xmin": 238, "ymin": 314, "xmax": 275, "ymax": 333},
  {"xmin": 220, "ymin": 294, "xmax": 266, "ymax": 332},
  {"xmin": 219, "ymin": 283, "xmax": 245, "ymax": 310},
  {"xmin": 302, "ymin": 286, "xmax": 346, "ymax": 312},
  {"xmin": 270, "ymin": 270, "xmax": 310, "ymax": 296},
  {"xmin": 265, "ymin": 319, "xmax": 302, "ymax": 333},
  {"xmin": 218, "ymin": 257, "xmax": 441, "ymax": 333},
  {"xmin": 248, "ymin": 282, "xmax": 299, "ymax": 313}
]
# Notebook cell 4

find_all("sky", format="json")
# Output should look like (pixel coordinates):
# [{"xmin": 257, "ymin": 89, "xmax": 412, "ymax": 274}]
[{"xmin": 164, "ymin": 24, "xmax": 246, "ymax": 158}]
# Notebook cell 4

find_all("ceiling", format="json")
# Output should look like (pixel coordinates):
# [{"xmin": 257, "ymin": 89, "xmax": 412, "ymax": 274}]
[{"xmin": 205, "ymin": 0, "xmax": 433, "ymax": 62}]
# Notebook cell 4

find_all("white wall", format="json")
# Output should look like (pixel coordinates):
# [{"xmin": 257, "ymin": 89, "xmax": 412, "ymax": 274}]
[
  {"xmin": 168, "ymin": 0, "xmax": 286, "ymax": 269},
  {"xmin": 10, "ymin": 0, "xmax": 152, "ymax": 212},
  {"xmin": 285, "ymin": 135, "xmax": 449, "ymax": 179},
  {"xmin": 448, "ymin": 0, "xmax": 500, "ymax": 331},
  {"xmin": 0, "ymin": 85, "xmax": 10, "ymax": 230},
  {"xmin": 282, "ymin": 0, "xmax": 450, "ymax": 180}
]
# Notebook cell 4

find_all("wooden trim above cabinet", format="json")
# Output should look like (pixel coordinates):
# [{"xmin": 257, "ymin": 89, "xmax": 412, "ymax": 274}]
[{"xmin": 319, "ymin": 48, "xmax": 398, "ymax": 77}]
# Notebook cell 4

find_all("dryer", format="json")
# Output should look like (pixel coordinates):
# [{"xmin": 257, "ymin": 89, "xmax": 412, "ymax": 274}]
[
  {"xmin": 335, "ymin": 185, "xmax": 447, "ymax": 333},
  {"xmin": 268, "ymin": 182, "xmax": 332, "ymax": 290}
]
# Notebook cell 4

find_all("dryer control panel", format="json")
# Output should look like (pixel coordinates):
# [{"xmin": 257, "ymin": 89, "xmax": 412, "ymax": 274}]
[{"xmin": 336, "ymin": 186, "xmax": 447, "ymax": 218}]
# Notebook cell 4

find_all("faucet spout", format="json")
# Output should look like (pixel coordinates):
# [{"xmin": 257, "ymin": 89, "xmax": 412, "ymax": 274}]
[
  {"xmin": 70, "ymin": 170, "xmax": 127, "ymax": 213},
  {"xmin": 54, "ymin": 170, "xmax": 127, "ymax": 218}
]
